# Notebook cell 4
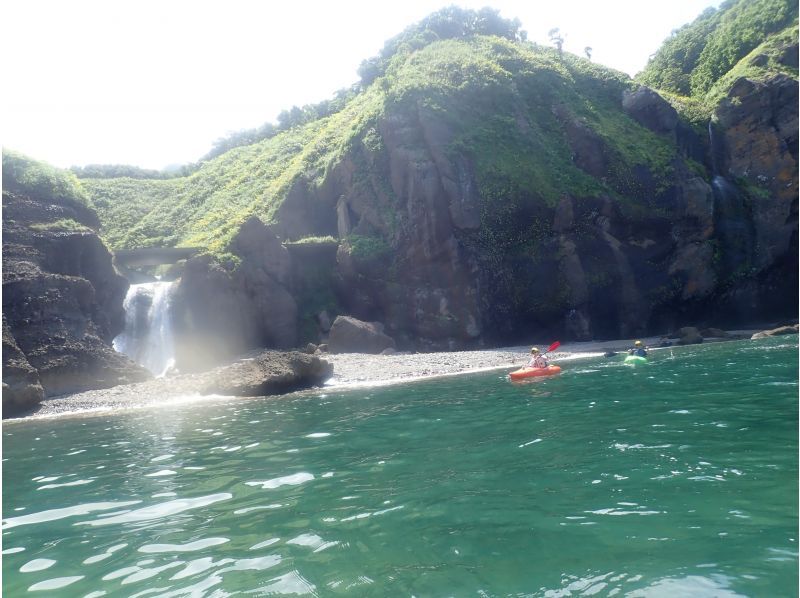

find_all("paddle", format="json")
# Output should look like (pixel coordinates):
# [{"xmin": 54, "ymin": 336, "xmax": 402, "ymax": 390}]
[{"xmin": 545, "ymin": 341, "xmax": 560, "ymax": 354}]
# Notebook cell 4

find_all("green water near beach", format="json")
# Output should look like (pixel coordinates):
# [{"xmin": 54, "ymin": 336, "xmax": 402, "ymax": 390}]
[{"xmin": 3, "ymin": 337, "xmax": 797, "ymax": 596}]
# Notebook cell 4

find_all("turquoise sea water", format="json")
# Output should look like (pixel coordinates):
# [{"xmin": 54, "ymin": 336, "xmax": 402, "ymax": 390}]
[{"xmin": 3, "ymin": 337, "xmax": 797, "ymax": 596}]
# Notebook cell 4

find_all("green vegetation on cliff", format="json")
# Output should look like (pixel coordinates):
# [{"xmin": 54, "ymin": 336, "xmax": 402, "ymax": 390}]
[
  {"xmin": 86, "ymin": 86, "xmax": 386, "ymax": 253},
  {"xmin": 3, "ymin": 150, "xmax": 91, "ymax": 208},
  {"xmin": 638, "ymin": 0, "xmax": 798, "ymax": 126},
  {"xmin": 83, "ymin": 7, "xmax": 680, "ymax": 258},
  {"xmin": 639, "ymin": 0, "xmax": 797, "ymax": 95}
]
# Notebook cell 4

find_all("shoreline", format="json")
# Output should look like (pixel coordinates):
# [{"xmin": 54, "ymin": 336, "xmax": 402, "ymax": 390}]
[{"xmin": 9, "ymin": 331, "xmax": 762, "ymax": 422}]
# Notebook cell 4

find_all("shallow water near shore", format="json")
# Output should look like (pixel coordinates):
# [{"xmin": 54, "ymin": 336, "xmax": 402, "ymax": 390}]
[{"xmin": 3, "ymin": 337, "xmax": 797, "ymax": 595}]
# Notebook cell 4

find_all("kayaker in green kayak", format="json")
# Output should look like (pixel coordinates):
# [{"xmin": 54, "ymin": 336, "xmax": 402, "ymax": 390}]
[
  {"xmin": 528, "ymin": 347, "xmax": 549, "ymax": 368},
  {"xmin": 628, "ymin": 340, "xmax": 648, "ymax": 358}
]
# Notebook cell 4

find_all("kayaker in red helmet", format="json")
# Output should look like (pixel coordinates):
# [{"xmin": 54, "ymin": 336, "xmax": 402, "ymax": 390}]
[
  {"xmin": 528, "ymin": 347, "xmax": 549, "ymax": 368},
  {"xmin": 628, "ymin": 340, "xmax": 648, "ymax": 358}
]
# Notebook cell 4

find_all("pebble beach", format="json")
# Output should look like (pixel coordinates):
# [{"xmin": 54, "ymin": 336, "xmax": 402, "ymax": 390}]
[{"xmin": 17, "ymin": 332, "xmax": 755, "ymax": 420}]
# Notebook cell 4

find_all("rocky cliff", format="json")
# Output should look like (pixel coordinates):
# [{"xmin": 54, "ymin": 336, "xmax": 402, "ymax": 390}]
[
  {"xmin": 64, "ymin": 6, "xmax": 800, "ymax": 358},
  {"xmin": 273, "ymin": 74, "xmax": 795, "ymax": 346},
  {"xmin": 2, "ymin": 153, "xmax": 150, "ymax": 415}
]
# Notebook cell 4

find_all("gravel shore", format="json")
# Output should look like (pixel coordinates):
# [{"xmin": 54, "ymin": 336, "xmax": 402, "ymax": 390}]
[{"xmin": 14, "ymin": 332, "xmax": 754, "ymax": 421}]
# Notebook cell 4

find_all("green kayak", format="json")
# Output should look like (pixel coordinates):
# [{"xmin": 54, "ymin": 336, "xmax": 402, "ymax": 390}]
[{"xmin": 624, "ymin": 354, "xmax": 648, "ymax": 365}]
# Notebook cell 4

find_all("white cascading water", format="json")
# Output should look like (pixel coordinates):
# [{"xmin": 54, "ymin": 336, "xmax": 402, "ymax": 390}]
[{"xmin": 113, "ymin": 281, "xmax": 176, "ymax": 377}]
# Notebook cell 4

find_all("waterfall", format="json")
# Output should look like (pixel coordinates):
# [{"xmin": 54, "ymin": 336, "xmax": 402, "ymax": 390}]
[
  {"xmin": 113, "ymin": 281, "xmax": 176, "ymax": 377},
  {"xmin": 708, "ymin": 120, "xmax": 725, "ymax": 176},
  {"xmin": 707, "ymin": 118, "xmax": 756, "ymax": 273}
]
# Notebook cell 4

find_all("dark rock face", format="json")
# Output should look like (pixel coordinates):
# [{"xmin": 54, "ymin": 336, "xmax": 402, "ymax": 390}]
[
  {"xmin": 328, "ymin": 316, "xmax": 396, "ymax": 354},
  {"xmin": 276, "ymin": 109, "xmax": 485, "ymax": 350},
  {"xmin": 241, "ymin": 71, "xmax": 795, "ymax": 347},
  {"xmin": 171, "ymin": 219, "xmax": 298, "ymax": 372},
  {"xmin": 2, "ymin": 317, "xmax": 44, "ymax": 416},
  {"xmin": 213, "ymin": 70, "xmax": 793, "ymax": 349},
  {"xmin": 716, "ymin": 74, "xmax": 798, "ymax": 263},
  {"xmin": 2, "ymin": 191, "xmax": 151, "ymax": 411},
  {"xmin": 622, "ymin": 86, "xmax": 679, "ymax": 135},
  {"xmin": 166, "ymin": 75, "xmax": 796, "ymax": 353},
  {"xmin": 708, "ymin": 72, "xmax": 799, "ymax": 322},
  {"xmin": 199, "ymin": 350, "xmax": 332, "ymax": 396},
  {"xmin": 554, "ymin": 104, "xmax": 611, "ymax": 178}
]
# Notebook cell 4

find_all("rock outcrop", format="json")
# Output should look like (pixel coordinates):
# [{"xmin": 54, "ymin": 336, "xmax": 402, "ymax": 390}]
[
  {"xmin": 182, "ymin": 67, "xmax": 795, "ymax": 354},
  {"xmin": 622, "ymin": 86, "xmax": 679, "ymax": 136},
  {"xmin": 707, "ymin": 70, "xmax": 799, "ymax": 322},
  {"xmin": 199, "ymin": 350, "xmax": 333, "ymax": 396},
  {"xmin": 328, "ymin": 316, "xmax": 397, "ymax": 354},
  {"xmin": 171, "ymin": 219, "xmax": 298, "ymax": 371},
  {"xmin": 672, "ymin": 326, "xmax": 704, "ymax": 345},
  {"xmin": 256, "ymin": 80, "xmax": 795, "ymax": 347},
  {"xmin": 2, "ymin": 186, "xmax": 150, "ymax": 413}
]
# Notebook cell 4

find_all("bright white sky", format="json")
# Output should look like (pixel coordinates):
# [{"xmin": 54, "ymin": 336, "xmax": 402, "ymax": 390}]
[{"xmin": 3, "ymin": 0, "xmax": 719, "ymax": 170}]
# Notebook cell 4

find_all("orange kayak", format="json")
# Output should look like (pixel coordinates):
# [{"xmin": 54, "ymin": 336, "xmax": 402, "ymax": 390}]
[{"xmin": 509, "ymin": 365, "xmax": 562, "ymax": 380}]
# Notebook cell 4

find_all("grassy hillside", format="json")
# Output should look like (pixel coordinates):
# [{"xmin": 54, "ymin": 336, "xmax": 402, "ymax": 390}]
[
  {"xmin": 3, "ymin": 150, "xmax": 91, "ymax": 208},
  {"xmin": 637, "ymin": 0, "xmax": 798, "ymax": 126},
  {"xmin": 85, "ymin": 29, "xmax": 681, "ymax": 257},
  {"xmin": 638, "ymin": 0, "xmax": 796, "ymax": 94},
  {"xmin": 85, "ymin": 87, "xmax": 386, "ymax": 254}
]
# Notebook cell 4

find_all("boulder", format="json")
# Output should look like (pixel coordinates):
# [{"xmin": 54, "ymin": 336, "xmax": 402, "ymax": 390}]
[
  {"xmin": 199, "ymin": 351, "xmax": 333, "ymax": 396},
  {"xmin": 700, "ymin": 327, "xmax": 729, "ymax": 338},
  {"xmin": 328, "ymin": 316, "xmax": 396, "ymax": 354},
  {"xmin": 673, "ymin": 326, "xmax": 704, "ymax": 345},
  {"xmin": 751, "ymin": 324, "xmax": 799, "ymax": 340},
  {"xmin": 622, "ymin": 86, "xmax": 679, "ymax": 135}
]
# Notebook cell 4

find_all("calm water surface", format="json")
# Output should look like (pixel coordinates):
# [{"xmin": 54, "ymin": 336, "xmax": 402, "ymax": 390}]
[{"xmin": 3, "ymin": 337, "xmax": 797, "ymax": 596}]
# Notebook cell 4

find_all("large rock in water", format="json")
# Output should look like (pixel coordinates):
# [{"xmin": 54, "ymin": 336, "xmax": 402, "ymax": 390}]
[
  {"xmin": 2, "ymin": 188, "xmax": 151, "ymax": 411},
  {"xmin": 199, "ymin": 351, "xmax": 332, "ymax": 396},
  {"xmin": 328, "ymin": 316, "xmax": 396, "ymax": 354}
]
